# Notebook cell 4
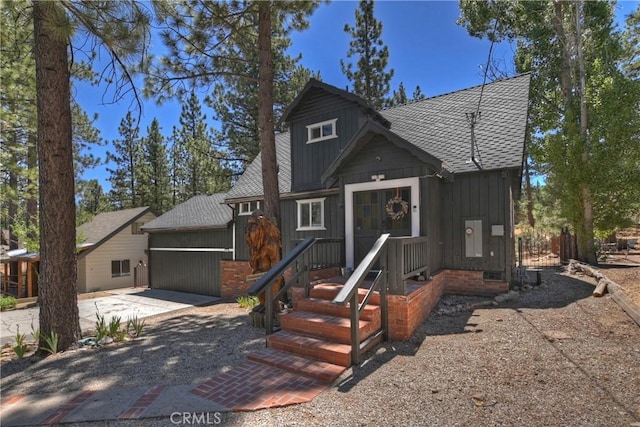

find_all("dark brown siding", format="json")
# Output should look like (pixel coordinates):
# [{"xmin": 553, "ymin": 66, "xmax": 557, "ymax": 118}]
[
  {"xmin": 233, "ymin": 194, "xmax": 344, "ymax": 261},
  {"xmin": 422, "ymin": 176, "xmax": 444, "ymax": 274},
  {"xmin": 339, "ymin": 136, "xmax": 425, "ymax": 185},
  {"xmin": 440, "ymin": 170, "xmax": 515, "ymax": 276},
  {"xmin": 289, "ymin": 91, "xmax": 369, "ymax": 192},
  {"xmin": 280, "ymin": 195, "xmax": 344, "ymax": 254},
  {"xmin": 148, "ymin": 228, "xmax": 233, "ymax": 296}
]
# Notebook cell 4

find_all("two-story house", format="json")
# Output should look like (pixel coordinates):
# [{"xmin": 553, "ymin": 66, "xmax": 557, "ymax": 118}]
[{"xmin": 144, "ymin": 74, "xmax": 530, "ymax": 311}]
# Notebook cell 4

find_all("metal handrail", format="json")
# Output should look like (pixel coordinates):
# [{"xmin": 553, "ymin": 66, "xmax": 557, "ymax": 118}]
[
  {"xmin": 332, "ymin": 233, "xmax": 390, "ymax": 364},
  {"xmin": 248, "ymin": 236, "xmax": 316, "ymax": 334}
]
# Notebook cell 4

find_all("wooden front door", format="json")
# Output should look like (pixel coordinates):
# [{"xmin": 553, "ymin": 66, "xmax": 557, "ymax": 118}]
[{"xmin": 353, "ymin": 186, "xmax": 412, "ymax": 266}]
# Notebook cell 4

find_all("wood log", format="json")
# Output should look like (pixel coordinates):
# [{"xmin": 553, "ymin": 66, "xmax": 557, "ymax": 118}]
[{"xmin": 592, "ymin": 279, "xmax": 608, "ymax": 297}]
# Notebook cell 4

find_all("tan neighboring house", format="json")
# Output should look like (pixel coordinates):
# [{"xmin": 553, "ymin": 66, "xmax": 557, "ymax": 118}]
[{"xmin": 76, "ymin": 207, "xmax": 156, "ymax": 293}]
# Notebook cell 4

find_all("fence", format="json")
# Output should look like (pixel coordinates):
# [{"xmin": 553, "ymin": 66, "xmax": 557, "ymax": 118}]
[
  {"xmin": 134, "ymin": 262, "xmax": 148, "ymax": 287},
  {"xmin": 516, "ymin": 230, "xmax": 562, "ymax": 268}
]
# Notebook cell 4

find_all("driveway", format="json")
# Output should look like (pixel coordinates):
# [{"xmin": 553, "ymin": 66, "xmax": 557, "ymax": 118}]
[{"xmin": 0, "ymin": 288, "xmax": 218, "ymax": 345}]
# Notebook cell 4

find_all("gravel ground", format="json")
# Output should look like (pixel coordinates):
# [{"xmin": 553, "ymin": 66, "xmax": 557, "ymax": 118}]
[
  {"xmin": 595, "ymin": 253, "xmax": 640, "ymax": 308},
  {"xmin": 2, "ymin": 269, "xmax": 639, "ymax": 427}
]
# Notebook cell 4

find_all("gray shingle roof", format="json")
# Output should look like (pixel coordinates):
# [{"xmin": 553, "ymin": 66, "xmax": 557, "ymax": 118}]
[
  {"xmin": 382, "ymin": 74, "xmax": 530, "ymax": 174},
  {"xmin": 224, "ymin": 133, "xmax": 292, "ymax": 201},
  {"xmin": 141, "ymin": 193, "xmax": 232, "ymax": 231},
  {"xmin": 77, "ymin": 206, "xmax": 152, "ymax": 245},
  {"xmin": 225, "ymin": 74, "xmax": 530, "ymax": 200}
]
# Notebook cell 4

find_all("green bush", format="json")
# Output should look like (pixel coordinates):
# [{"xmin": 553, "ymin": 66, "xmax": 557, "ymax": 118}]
[
  {"xmin": 236, "ymin": 295, "xmax": 260, "ymax": 309},
  {"xmin": 1, "ymin": 295, "xmax": 17, "ymax": 311}
]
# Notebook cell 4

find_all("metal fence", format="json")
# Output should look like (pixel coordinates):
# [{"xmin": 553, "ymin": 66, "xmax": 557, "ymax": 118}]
[{"xmin": 516, "ymin": 230, "xmax": 562, "ymax": 268}]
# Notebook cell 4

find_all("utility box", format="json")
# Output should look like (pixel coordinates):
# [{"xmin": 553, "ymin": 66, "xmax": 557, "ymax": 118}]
[{"xmin": 465, "ymin": 219, "xmax": 483, "ymax": 258}]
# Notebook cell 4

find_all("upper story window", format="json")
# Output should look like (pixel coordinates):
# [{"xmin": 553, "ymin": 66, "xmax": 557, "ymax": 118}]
[
  {"xmin": 296, "ymin": 198, "xmax": 325, "ymax": 231},
  {"xmin": 306, "ymin": 119, "xmax": 337, "ymax": 144},
  {"xmin": 239, "ymin": 200, "xmax": 261, "ymax": 215},
  {"xmin": 131, "ymin": 222, "xmax": 144, "ymax": 234}
]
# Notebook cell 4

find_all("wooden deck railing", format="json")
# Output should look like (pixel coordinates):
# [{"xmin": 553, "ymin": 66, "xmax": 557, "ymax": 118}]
[{"xmin": 387, "ymin": 236, "xmax": 429, "ymax": 295}]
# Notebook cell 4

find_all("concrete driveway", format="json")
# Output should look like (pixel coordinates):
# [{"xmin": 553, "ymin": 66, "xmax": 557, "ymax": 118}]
[{"xmin": 0, "ymin": 288, "xmax": 218, "ymax": 345}]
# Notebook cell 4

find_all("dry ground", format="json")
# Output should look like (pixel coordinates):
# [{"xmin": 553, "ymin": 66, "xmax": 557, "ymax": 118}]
[
  {"xmin": 596, "ymin": 253, "xmax": 640, "ymax": 307},
  {"xmin": 1, "ymin": 268, "xmax": 639, "ymax": 427}
]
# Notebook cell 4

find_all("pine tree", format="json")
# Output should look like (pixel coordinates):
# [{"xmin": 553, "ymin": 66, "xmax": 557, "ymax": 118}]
[
  {"xmin": 386, "ymin": 82, "xmax": 408, "ymax": 107},
  {"xmin": 107, "ymin": 111, "xmax": 142, "ymax": 209},
  {"xmin": 31, "ymin": 0, "xmax": 150, "ymax": 352},
  {"xmin": 148, "ymin": 1, "xmax": 320, "ymax": 223},
  {"xmin": 77, "ymin": 179, "xmax": 109, "ymax": 225},
  {"xmin": 412, "ymin": 85, "xmax": 425, "ymax": 101},
  {"xmin": 139, "ymin": 118, "xmax": 170, "ymax": 213},
  {"xmin": 168, "ymin": 126, "xmax": 187, "ymax": 207},
  {"xmin": 341, "ymin": 0, "xmax": 395, "ymax": 110},
  {"xmin": 458, "ymin": 0, "xmax": 640, "ymax": 263},
  {"xmin": 177, "ymin": 91, "xmax": 230, "ymax": 199}
]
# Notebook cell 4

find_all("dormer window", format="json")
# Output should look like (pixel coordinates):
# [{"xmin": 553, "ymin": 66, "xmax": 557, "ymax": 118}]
[{"xmin": 306, "ymin": 119, "xmax": 337, "ymax": 143}]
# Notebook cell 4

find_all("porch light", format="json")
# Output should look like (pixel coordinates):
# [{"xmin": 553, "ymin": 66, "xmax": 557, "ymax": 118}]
[{"xmin": 371, "ymin": 174, "xmax": 385, "ymax": 182}]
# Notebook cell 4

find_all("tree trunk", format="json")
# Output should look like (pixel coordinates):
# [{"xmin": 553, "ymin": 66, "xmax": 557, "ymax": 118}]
[
  {"xmin": 257, "ymin": 1, "xmax": 280, "ymax": 227},
  {"xmin": 33, "ymin": 1, "xmax": 81, "ymax": 352},
  {"xmin": 524, "ymin": 154, "xmax": 535, "ymax": 228},
  {"xmin": 27, "ymin": 135, "xmax": 38, "ymax": 243},
  {"xmin": 575, "ymin": 0, "xmax": 596, "ymax": 264}
]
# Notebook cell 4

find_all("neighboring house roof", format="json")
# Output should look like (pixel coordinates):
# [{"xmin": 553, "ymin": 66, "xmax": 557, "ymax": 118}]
[
  {"xmin": 280, "ymin": 78, "xmax": 391, "ymax": 128},
  {"xmin": 76, "ymin": 206, "xmax": 153, "ymax": 257},
  {"xmin": 226, "ymin": 73, "xmax": 530, "ymax": 201},
  {"xmin": 141, "ymin": 193, "xmax": 233, "ymax": 232},
  {"xmin": 224, "ymin": 133, "xmax": 292, "ymax": 202}
]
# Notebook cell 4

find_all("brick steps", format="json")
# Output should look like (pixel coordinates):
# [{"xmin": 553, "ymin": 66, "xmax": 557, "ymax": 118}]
[
  {"xmin": 280, "ymin": 310, "xmax": 380, "ymax": 345},
  {"xmin": 294, "ymin": 297, "xmax": 379, "ymax": 321},
  {"xmin": 309, "ymin": 283, "xmax": 381, "ymax": 305},
  {"xmin": 248, "ymin": 347, "xmax": 345, "ymax": 383},
  {"xmin": 267, "ymin": 330, "xmax": 353, "ymax": 367},
  {"xmin": 249, "ymin": 280, "xmax": 382, "ymax": 377}
]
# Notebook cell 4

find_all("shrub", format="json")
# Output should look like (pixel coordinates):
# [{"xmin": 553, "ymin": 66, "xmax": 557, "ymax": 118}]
[
  {"xmin": 1, "ymin": 295, "xmax": 17, "ymax": 311},
  {"xmin": 236, "ymin": 295, "xmax": 260, "ymax": 309},
  {"xmin": 40, "ymin": 331, "xmax": 59, "ymax": 355}
]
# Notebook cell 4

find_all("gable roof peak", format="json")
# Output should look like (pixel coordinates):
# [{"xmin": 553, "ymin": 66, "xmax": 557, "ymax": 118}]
[{"xmin": 280, "ymin": 78, "xmax": 391, "ymax": 128}]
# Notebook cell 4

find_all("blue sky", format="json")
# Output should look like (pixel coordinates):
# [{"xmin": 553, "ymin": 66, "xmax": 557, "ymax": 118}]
[{"xmin": 76, "ymin": 0, "xmax": 639, "ymax": 192}]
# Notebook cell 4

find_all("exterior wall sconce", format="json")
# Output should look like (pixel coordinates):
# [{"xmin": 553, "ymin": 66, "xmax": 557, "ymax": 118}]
[{"xmin": 371, "ymin": 174, "xmax": 385, "ymax": 182}]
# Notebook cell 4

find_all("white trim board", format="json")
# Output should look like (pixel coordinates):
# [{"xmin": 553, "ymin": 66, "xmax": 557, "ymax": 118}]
[{"xmin": 344, "ymin": 177, "xmax": 420, "ymax": 269}]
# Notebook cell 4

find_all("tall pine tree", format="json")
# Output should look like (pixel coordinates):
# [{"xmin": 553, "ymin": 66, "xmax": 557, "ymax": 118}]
[
  {"xmin": 148, "ymin": 1, "xmax": 320, "ymax": 224},
  {"xmin": 139, "ymin": 118, "xmax": 170, "ymax": 213},
  {"xmin": 341, "ymin": 0, "xmax": 394, "ymax": 110},
  {"xmin": 177, "ymin": 91, "xmax": 230, "ymax": 200},
  {"xmin": 107, "ymin": 111, "xmax": 142, "ymax": 209}
]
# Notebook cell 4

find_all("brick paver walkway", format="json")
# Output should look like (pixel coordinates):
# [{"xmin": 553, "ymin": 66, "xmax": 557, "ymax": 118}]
[{"xmin": 191, "ymin": 361, "xmax": 327, "ymax": 411}]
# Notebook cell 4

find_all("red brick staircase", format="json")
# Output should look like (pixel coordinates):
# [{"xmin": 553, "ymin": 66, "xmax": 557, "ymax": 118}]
[{"xmin": 248, "ymin": 281, "xmax": 383, "ymax": 384}]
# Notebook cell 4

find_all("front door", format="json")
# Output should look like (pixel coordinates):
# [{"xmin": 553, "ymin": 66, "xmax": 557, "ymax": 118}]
[{"xmin": 353, "ymin": 186, "xmax": 412, "ymax": 266}]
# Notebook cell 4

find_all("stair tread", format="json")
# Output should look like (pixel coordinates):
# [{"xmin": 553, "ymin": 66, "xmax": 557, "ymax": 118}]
[
  {"xmin": 309, "ymin": 283, "xmax": 381, "ymax": 305},
  {"xmin": 295, "ymin": 297, "xmax": 379, "ymax": 321},
  {"xmin": 284, "ymin": 310, "xmax": 370, "ymax": 327},
  {"xmin": 268, "ymin": 330, "xmax": 351, "ymax": 352},
  {"xmin": 267, "ymin": 330, "xmax": 352, "ymax": 366},
  {"xmin": 249, "ymin": 348, "xmax": 345, "ymax": 383}
]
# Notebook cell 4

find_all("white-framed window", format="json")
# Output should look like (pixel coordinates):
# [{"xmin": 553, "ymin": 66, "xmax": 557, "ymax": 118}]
[
  {"xmin": 296, "ymin": 198, "xmax": 325, "ymax": 231},
  {"xmin": 111, "ymin": 260, "xmax": 131, "ymax": 277},
  {"xmin": 131, "ymin": 221, "xmax": 144, "ymax": 234},
  {"xmin": 306, "ymin": 119, "xmax": 337, "ymax": 143},
  {"xmin": 239, "ymin": 200, "xmax": 261, "ymax": 215}
]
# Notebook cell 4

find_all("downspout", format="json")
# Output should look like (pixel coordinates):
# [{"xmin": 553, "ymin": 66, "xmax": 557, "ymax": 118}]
[{"xmin": 227, "ymin": 203, "xmax": 236, "ymax": 261}]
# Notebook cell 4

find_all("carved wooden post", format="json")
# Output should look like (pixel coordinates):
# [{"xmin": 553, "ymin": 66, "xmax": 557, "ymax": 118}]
[{"xmin": 243, "ymin": 210, "xmax": 283, "ymax": 315}]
